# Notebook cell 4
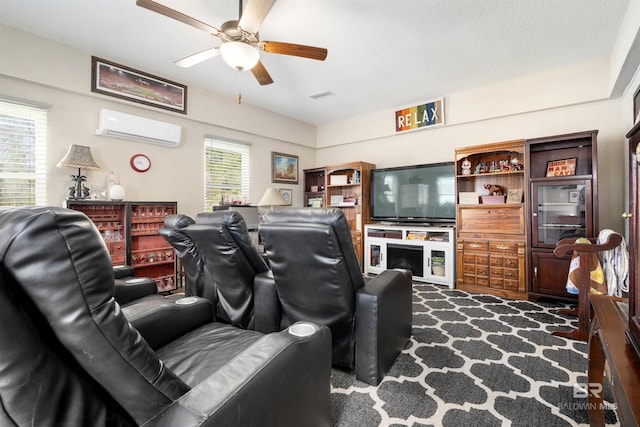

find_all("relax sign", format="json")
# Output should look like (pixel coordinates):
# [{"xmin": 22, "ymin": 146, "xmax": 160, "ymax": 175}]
[{"xmin": 395, "ymin": 98, "xmax": 444, "ymax": 133}]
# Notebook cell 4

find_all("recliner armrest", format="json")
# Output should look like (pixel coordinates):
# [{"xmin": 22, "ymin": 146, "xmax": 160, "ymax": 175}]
[
  {"xmin": 113, "ymin": 265, "xmax": 135, "ymax": 279},
  {"xmin": 122, "ymin": 296, "xmax": 213, "ymax": 349},
  {"xmin": 142, "ymin": 322, "xmax": 332, "ymax": 427},
  {"xmin": 355, "ymin": 269, "xmax": 412, "ymax": 385},
  {"xmin": 253, "ymin": 270, "xmax": 282, "ymax": 333},
  {"xmin": 115, "ymin": 277, "xmax": 158, "ymax": 305}
]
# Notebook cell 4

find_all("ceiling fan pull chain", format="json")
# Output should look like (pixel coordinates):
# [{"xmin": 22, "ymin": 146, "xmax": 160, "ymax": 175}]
[{"xmin": 237, "ymin": 72, "xmax": 242, "ymax": 104}]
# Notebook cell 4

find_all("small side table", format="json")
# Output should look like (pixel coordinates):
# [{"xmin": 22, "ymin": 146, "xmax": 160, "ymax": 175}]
[{"xmin": 588, "ymin": 294, "xmax": 640, "ymax": 426}]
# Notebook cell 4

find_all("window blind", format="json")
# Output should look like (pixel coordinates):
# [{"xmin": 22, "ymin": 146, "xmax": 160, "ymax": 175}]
[
  {"xmin": 0, "ymin": 100, "xmax": 47, "ymax": 207},
  {"xmin": 204, "ymin": 137, "xmax": 250, "ymax": 211}
]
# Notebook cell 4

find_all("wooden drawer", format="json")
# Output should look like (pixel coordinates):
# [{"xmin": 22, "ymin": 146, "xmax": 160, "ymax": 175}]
[
  {"xmin": 463, "ymin": 254, "xmax": 476, "ymax": 265},
  {"xmin": 504, "ymin": 279, "xmax": 519, "ymax": 291},
  {"xmin": 490, "ymin": 257, "xmax": 504, "ymax": 267},
  {"xmin": 490, "ymin": 242, "xmax": 518, "ymax": 255},
  {"xmin": 476, "ymin": 255, "xmax": 489, "ymax": 265},
  {"xmin": 490, "ymin": 279, "xmax": 504, "ymax": 289},
  {"xmin": 463, "ymin": 241, "xmax": 488, "ymax": 252},
  {"xmin": 490, "ymin": 267, "xmax": 503, "ymax": 278},
  {"xmin": 463, "ymin": 263, "xmax": 476, "ymax": 274},
  {"xmin": 476, "ymin": 276, "xmax": 490, "ymax": 287},
  {"xmin": 108, "ymin": 241, "xmax": 125, "ymax": 255},
  {"xmin": 463, "ymin": 274, "xmax": 477, "ymax": 285},
  {"xmin": 503, "ymin": 268, "xmax": 518, "ymax": 280},
  {"xmin": 458, "ymin": 206, "xmax": 524, "ymax": 234},
  {"xmin": 476, "ymin": 266, "xmax": 489, "ymax": 276},
  {"xmin": 504, "ymin": 257, "xmax": 518, "ymax": 269},
  {"xmin": 110, "ymin": 254, "xmax": 126, "ymax": 264}
]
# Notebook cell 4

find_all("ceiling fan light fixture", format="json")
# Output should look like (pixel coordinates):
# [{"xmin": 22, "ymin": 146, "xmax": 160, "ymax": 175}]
[{"xmin": 220, "ymin": 41, "xmax": 260, "ymax": 71}]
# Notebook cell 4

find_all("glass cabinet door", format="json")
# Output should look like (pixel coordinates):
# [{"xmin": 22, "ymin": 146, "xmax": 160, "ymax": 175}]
[{"xmin": 531, "ymin": 179, "xmax": 593, "ymax": 248}]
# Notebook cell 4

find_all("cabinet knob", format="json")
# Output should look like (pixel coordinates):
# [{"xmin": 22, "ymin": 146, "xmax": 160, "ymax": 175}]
[
  {"xmin": 622, "ymin": 212, "xmax": 633, "ymax": 219},
  {"xmin": 532, "ymin": 213, "xmax": 538, "ymax": 217}
]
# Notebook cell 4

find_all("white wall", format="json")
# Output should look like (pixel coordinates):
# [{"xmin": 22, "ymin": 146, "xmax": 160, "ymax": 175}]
[
  {"xmin": 0, "ymin": 25, "xmax": 317, "ymax": 217},
  {"xmin": 1, "ymin": 18, "xmax": 640, "ymax": 231}
]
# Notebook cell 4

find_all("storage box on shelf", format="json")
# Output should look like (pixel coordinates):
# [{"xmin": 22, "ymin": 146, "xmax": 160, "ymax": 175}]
[
  {"xmin": 67, "ymin": 200, "xmax": 178, "ymax": 293},
  {"xmin": 364, "ymin": 224, "xmax": 455, "ymax": 288},
  {"xmin": 455, "ymin": 139, "xmax": 527, "ymax": 299}
]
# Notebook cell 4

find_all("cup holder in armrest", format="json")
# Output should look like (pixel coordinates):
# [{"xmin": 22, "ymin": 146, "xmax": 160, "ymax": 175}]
[
  {"xmin": 288, "ymin": 322, "xmax": 317, "ymax": 337},
  {"xmin": 175, "ymin": 297, "xmax": 199, "ymax": 305}
]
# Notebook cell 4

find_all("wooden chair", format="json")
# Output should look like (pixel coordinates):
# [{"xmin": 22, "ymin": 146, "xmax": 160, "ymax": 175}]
[{"xmin": 552, "ymin": 232, "xmax": 623, "ymax": 341}]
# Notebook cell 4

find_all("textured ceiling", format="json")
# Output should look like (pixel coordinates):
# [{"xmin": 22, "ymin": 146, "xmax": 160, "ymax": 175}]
[{"xmin": 0, "ymin": 0, "xmax": 631, "ymax": 125}]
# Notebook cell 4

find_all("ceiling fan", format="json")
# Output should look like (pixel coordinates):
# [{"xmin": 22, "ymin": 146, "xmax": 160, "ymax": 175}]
[{"xmin": 136, "ymin": 0, "xmax": 328, "ymax": 86}]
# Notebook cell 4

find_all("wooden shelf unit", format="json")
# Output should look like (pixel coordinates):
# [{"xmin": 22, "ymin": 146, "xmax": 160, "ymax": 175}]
[
  {"xmin": 455, "ymin": 139, "xmax": 528, "ymax": 300},
  {"xmin": 67, "ymin": 200, "xmax": 178, "ymax": 293},
  {"xmin": 304, "ymin": 161, "xmax": 375, "ymax": 270},
  {"xmin": 525, "ymin": 130, "xmax": 598, "ymax": 301}
]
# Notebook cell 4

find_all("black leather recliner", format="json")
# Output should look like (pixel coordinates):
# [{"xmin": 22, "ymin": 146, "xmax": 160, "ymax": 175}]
[
  {"xmin": 259, "ymin": 207, "xmax": 413, "ymax": 385},
  {"xmin": 0, "ymin": 206, "xmax": 331, "ymax": 426},
  {"xmin": 160, "ymin": 211, "xmax": 280, "ymax": 331}
]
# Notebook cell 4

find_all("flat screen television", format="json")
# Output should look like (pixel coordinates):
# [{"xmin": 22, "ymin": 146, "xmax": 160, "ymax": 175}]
[{"xmin": 370, "ymin": 162, "xmax": 456, "ymax": 224}]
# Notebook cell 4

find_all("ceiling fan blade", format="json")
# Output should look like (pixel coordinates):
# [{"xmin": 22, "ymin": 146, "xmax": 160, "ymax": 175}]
[
  {"xmin": 259, "ymin": 41, "xmax": 327, "ymax": 61},
  {"xmin": 239, "ymin": 0, "xmax": 276, "ymax": 35},
  {"xmin": 175, "ymin": 47, "xmax": 220, "ymax": 68},
  {"xmin": 136, "ymin": 0, "xmax": 219, "ymax": 35},
  {"xmin": 251, "ymin": 60, "xmax": 274, "ymax": 85}
]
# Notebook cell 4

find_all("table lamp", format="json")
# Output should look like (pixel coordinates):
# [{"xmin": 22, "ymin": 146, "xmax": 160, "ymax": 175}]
[
  {"xmin": 257, "ymin": 188, "xmax": 287, "ymax": 209},
  {"xmin": 57, "ymin": 144, "xmax": 100, "ymax": 199}
]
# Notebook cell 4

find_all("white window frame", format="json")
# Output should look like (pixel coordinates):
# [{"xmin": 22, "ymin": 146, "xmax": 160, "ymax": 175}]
[
  {"xmin": 204, "ymin": 137, "xmax": 250, "ymax": 211},
  {"xmin": 0, "ymin": 99, "xmax": 47, "ymax": 207}
]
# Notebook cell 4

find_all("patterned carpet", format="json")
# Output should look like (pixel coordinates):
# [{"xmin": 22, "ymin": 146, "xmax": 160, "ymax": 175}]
[{"xmin": 330, "ymin": 282, "xmax": 620, "ymax": 426}]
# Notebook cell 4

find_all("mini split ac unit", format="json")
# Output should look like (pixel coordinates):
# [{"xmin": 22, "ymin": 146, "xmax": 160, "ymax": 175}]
[{"xmin": 95, "ymin": 109, "xmax": 181, "ymax": 147}]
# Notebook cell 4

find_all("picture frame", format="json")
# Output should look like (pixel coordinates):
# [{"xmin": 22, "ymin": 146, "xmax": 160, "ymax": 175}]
[
  {"xmin": 546, "ymin": 158, "xmax": 577, "ymax": 177},
  {"xmin": 506, "ymin": 188, "xmax": 523, "ymax": 204},
  {"xmin": 271, "ymin": 152, "xmax": 298, "ymax": 184},
  {"xmin": 279, "ymin": 188, "xmax": 292, "ymax": 206},
  {"xmin": 91, "ymin": 56, "xmax": 187, "ymax": 114},
  {"xmin": 569, "ymin": 190, "xmax": 580, "ymax": 203}
]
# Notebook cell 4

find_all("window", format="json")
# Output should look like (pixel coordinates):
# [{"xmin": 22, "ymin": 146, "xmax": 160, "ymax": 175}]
[
  {"xmin": 204, "ymin": 137, "xmax": 250, "ymax": 210},
  {"xmin": 0, "ymin": 100, "xmax": 47, "ymax": 207}
]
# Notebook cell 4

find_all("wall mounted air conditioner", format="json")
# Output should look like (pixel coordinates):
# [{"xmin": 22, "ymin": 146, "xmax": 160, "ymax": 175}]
[{"xmin": 95, "ymin": 109, "xmax": 181, "ymax": 147}]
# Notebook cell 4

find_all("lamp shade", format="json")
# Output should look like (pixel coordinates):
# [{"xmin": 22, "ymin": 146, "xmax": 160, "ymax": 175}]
[
  {"xmin": 257, "ymin": 188, "xmax": 287, "ymax": 207},
  {"xmin": 220, "ymin": 41, "xmax": 260, "ymax": 71},
  {"xmin": 57, "ymin": 145, "xmax": 100, "ymax": 170}
]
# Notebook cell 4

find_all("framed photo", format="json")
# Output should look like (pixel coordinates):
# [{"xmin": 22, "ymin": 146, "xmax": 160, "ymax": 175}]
[
  {"xmin": 569, "ymin": 190, "xmax": 580, "ymax": 203},
  {"xmin": 91, "ymin": 56, "xmax": 187, "ymax": 114},
  {"xmin": 279, "ymin": 188, "xmax": 292, "ymax": 206},
  {"xmin": 546, "ymin": 158, "xmax": 577, "ymax": 177},
  {"xmin": 271, "ymin": 152, "xmax": 298, "ymax": 184},
  {"xmin": 506, "ymin": 188, "xmax": 523, "ymax": 204}
]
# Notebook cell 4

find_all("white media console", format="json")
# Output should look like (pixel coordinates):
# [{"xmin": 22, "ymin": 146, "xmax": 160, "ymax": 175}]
[{"xmin": 364, "ymin": 224, "xmax": 455, "ymax": 288}]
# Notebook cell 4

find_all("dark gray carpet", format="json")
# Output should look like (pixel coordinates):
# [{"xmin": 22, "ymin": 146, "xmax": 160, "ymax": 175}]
[{"xmin": 330, "ymin": 282, "xmax": 620, "ymax": 426}]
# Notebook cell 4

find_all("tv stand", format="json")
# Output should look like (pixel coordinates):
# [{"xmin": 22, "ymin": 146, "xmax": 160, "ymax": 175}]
[{"xmin": 364, "ymin": 224, "xmax": 455, "ymax": 288}]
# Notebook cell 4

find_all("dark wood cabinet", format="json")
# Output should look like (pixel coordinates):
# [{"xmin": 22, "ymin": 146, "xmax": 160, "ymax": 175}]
[
  {"xmin": 67, "ymin": 200, "xmax": 178, "ymax": 293},
  {"xmin": 303, "ymin": 167, "xmax": 326, "ymax": 207},
  {"xmin": 626, "ymin": 121, "xmax": 640, "ymax": 359},
  {"xmin": 525, "ymin": 130, "xmax": 598, "ymax": 301}
]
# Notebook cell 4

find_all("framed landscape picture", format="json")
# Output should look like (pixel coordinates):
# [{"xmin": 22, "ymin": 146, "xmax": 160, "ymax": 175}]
[
  {"xmin": 272, "ymin": 152, "xmax": 298, "ymax": 184},
  {"xmin": 91, "ymin": 56, "xmax": 187, "ymax": 114}
]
